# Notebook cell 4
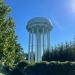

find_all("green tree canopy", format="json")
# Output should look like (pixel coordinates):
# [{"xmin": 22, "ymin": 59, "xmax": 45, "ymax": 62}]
[
  {"xmin": 0, "ymin": 0, "xmax": 25, "ymax": 69},
  {"xmin": 42, "ymin": 40, "xmax": 75, "ymax": 62}
]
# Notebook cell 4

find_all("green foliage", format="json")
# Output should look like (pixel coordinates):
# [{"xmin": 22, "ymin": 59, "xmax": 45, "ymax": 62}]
[
  {"xmin": 0, "ymin": 0, "xmax": 25, "ymax": 69},
  {"xmin": 11, "ymin": 61, "xmax": 28, "ymax": 75},
  {"xmin": 0, "ymin": 62, "xmax": 8, "ymax": 75},
  {"xmin": 11, "ymin": 61, "xmax": 75, "ymax": 75},
  {"xmin": 26, "ymin": 61, "xmax": 75, "ymax": 75},
  {"xmin": 42, "ymin": 40, "xmax": 75, "ymax": 62}
]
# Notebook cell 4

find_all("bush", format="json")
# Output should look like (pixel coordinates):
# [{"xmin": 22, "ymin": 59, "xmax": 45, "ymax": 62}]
[
  {"xmin": 42, "ymin": 41, "xmax": 75, "ymax": 62},
  {"xmin": 10, "ymin": 61, "xmax": 28, "ymax": 75},
  {"xmin": 11, "ymin": 61, "xmax": 75, "ymax": 75},
  {"xmin": 0, "ymin": 63, "xmax": 8, "ymax": 75},
  {"xmin": 25, "ymin": 61, "xmax": 75, "ymax": 75}
]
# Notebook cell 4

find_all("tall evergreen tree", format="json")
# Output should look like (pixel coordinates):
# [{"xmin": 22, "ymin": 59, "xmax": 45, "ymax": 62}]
[{"xmin": 0, "ymin": 0, "xmax": 25, "ymax": 68}]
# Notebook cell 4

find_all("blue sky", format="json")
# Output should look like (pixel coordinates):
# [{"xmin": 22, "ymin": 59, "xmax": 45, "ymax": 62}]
[{"xmin": 5, "ymin": 0, "xmax": 75, "ymax": 52}]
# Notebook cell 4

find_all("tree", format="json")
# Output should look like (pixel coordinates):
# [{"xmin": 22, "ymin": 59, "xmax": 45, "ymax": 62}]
[
  {"xmin": 42, "ymin": 41, "xmax": 75, "ymax": 62},
  {"xmin": 0, "ymin": 1, "xmax": 25, "ymax": 69}
]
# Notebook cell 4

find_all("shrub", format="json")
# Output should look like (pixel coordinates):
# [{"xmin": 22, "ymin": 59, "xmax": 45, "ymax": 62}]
[
  {"xmin": 42, "ymin": 41, "xmax": 75, "ymax": 62},
  {"xmin": 25, "ymin": 61, "xmax": 75, "ymax": 75},
  {"xmin": 10, "ymin": 61, "xmax": 28, "ymax": 75},
  {"xmin": 10, "ymin": 61, "xmax": 75, "ymax": 75}
]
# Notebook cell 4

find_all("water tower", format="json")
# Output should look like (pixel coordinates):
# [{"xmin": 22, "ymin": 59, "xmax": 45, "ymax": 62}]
[{"xmin": 26, "ymin": 17, "xmax": 53, "ymax": 63}]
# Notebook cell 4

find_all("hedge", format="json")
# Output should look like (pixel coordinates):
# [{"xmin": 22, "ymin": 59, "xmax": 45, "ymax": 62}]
[{"xmin": 11, "ymin": 61, "xmax": 75, "ymax": 75}]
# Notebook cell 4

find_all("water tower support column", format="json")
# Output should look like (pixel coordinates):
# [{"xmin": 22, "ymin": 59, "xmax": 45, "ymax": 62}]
[
  {"xmin": 43, "ymin": 28, "xmax": 45, "ymax": 54},
  {"xmin": 47, "ymin": 32, "xmax": 50, "ymax": 51},
  {"xmin": 31, "ymin": 32, "xmax": 34, "ymax": 62},
  {"xmin": 28, "ymin": 33, "xmax": 31, "ymax": 63},
  {"xmin": 35, "ymin": 29, "xmax": 41, "ymax": 62}
]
